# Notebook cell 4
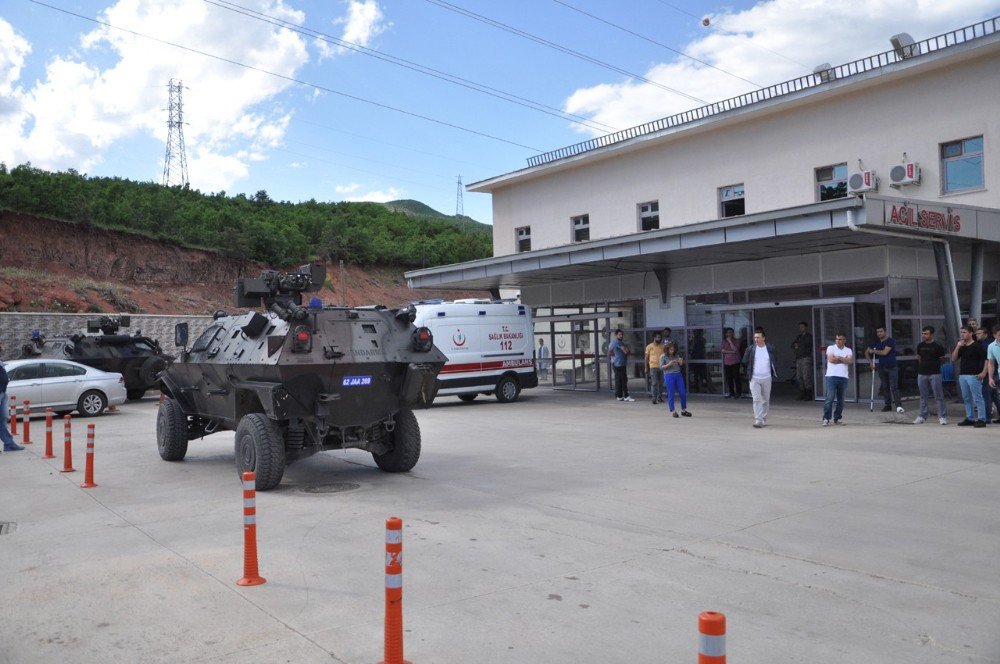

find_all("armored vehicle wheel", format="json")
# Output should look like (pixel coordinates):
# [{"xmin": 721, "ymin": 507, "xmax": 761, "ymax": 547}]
[
  {"xmin": 373, "ymin": 409, "xmax": 421, "ymax": 473},
  {"xmin": 457, "ymin": 393, "xmax": 477, "ymax": 402},
  {"xmin": 157, "ymin": 398, "xmax": 188, "ymax": 461},
  {"xmin": 127, "ymin": 389, "xmax": 147, "ymax": 401},
  {"xmin": 139, "ymin": 356, "xmax": 168, "ymax": 387},
  {"xmin": 77, "ymin": 390, "xmax": 108, "ymax": 417},
  {"xmin": 234, "ymin": 414, "xmax": 286, "ymax": 491},
  {"xmin": 494, "ymin": 375, "xmax": 521, "ymax": 403}
]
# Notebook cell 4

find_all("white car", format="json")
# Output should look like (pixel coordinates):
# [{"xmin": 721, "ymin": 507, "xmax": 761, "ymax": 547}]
[{"xmin": 4, "ymin": 359, "xmax": 127, "ymax": 417}]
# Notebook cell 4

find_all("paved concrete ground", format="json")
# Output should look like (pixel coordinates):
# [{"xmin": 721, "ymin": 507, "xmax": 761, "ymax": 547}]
[{"xmin": 1, "ymin": 390, "xmax": 998, "ymax": 664}]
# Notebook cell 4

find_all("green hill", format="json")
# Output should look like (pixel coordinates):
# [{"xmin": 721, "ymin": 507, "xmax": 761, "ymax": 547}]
[
  {"xmin": 0, "ymin": 164, "xmax": 492, "ymax": 268},
  {"xmin": 384, "ymin": 199, "xmax": 492, "ymax": 237}
]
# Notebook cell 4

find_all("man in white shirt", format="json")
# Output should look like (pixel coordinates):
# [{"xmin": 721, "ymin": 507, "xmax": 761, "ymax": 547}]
[
  {"xmin": 822, "ymin": 333, "xmax": 854, "ymax": 426},
  {"xmin": 741, "ymin": 331, "xmax": 779, "ymax": 428},
  {"xmin": 536, "ymin": 338, "xmax": 550, "ymax": 380}
]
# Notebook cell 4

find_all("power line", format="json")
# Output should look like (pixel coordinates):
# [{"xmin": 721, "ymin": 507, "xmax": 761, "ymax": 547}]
[
  {"xmin": 206, "ymin": 0, "xmax": 620, "ymax": 134},
  {"xmin": 420, "ymin": 0, "xmax": 708, "ymax": 105},
  {"xmin": 549, "ymin": 0, "xmax": 763, "ymax": 88},
  {"xmin": 653, "ymin": 0, "xmax": 812, "ymax": 70},
  {"xmin": 27, "ymin": 0, "xmax": 544, "ymax": 153}
]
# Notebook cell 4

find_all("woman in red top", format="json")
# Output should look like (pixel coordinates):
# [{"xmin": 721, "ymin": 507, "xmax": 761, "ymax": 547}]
[{"xmin": 721, "ymin": 327, "xmax": 742, "ymax": 399}]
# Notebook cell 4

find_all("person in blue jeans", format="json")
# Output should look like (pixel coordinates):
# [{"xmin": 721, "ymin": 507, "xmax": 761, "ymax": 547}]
[
  {"xmin": 822, "ymin": 333, "xmax": 853, "ymax": 425},
  {"xmin": 865, "ymin": 326, "xmax": 904, "ymax": 414},
  {"xmin": 660, "ymin": 342, "xmax": 691, "ymax": 418},
  {"xmin": 952, "ymin": 325, "xmax": 988, "ymax": 427},
  {"xmin": 0, "ymin": 342, "xmax": 25, "ymax": 452}
]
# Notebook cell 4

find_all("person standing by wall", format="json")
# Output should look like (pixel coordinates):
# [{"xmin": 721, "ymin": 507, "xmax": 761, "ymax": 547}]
[
  {"xmin": 952, "ymin": 325, "xmax": 988, "ymax": 427},
  {"xmin": 865, "ymin": 326, "xmax": 904, "ymax": 414},
  {"xmin": 644, "ymin": 332, "xmax": 666, "ymax": 405},
  {"xmin": 988, "ymin": 327, "xmax": 1000, "ymax": 423},
  {"xmin": 914, "ymin": 326, "xmax": 949, "ymax": 425},
  {"xmin": 608, "ymin": 329, "xmax": 634, "ymax": 402},
  {"xmin": 536, "ymin": 338, "xmax": 550, "ymax": 381},
  {"xmin": 721, "ymin": 327, "xmax": 742, "ymax": 399},
  {"xmin": 821, "ymin": 333, "xmax": 853, "ymax": 426},
  {"xmin": 742, "ymin": 331, "xmax": 778, "ymax": 428},
  {"xmin": 0, "ymin": 341, "xmax": 24, "ymax": 453},
  {"xmin": 975, "ymin": 327, "xmax": 997, "ymax": 422},
  {"xmin": 792, "ymin": 321, "xmax": 814, "ymax": 401},
  {"xmin": 660, "ymin": 341, "xmax": 691, "ymax": 418}
]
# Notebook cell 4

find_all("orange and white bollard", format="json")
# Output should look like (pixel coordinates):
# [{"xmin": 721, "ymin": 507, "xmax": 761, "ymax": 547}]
[
  {"xmin": 10, "ymin": 399, "xmax": 17, "ymax": 436},
  {"xmin": 60, "ymin": 414, "xmax": 75, "ymax": 473},
  {"xmin": 43, "ymin": 408, "xmax": 56, "ymax": 459},
  {"xmin": 236, "ymin": 471, "xmax": 265, "ymax": 586},
  {"xmin": 698, "ymin": 611, "xmax": 726, "ymax": 663},
  {"xmin": 378, "ymin": 517, "xmax": 410, "ymax": 664},
  {"xmin": 22, "ymin": 400, "xmax": 31, "ymax": 445},
  {"xmin": 80, "ymin": 423, "xmax": 97, "ymax": 488}
]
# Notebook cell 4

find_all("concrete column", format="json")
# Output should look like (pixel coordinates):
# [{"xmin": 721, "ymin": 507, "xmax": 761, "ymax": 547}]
[
  {"xmin": 970, "ymin": 242, "xmax": 984, "ymax": 325},
  {"xmin": 933, "ymin": 241, "xmax": 962, "ymax": 343}
]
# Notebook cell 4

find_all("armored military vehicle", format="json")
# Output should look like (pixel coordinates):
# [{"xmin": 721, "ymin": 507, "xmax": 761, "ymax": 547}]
[
  {"xmin": 21, "ymin": 316, "xmax": 173, "ymax": 400},
  {"xmin": 156, "ymin": 263, "xmax": 446, "ymax": 490}
]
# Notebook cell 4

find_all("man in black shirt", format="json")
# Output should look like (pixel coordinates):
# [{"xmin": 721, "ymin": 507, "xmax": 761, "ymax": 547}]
[
  {"xmin": 914, "ymin": 326, "xmax": 948, "ymax": 425},
  {"xmin": 951, "ymin": 325, "xmax": 989, "ymax": 427}
]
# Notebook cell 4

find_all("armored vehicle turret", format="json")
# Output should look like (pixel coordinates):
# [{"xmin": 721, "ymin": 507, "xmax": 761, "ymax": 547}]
[
  {"xmin": 20, "ymin": 316, "xmax": 174, "ymax": 400},
  {"xmin": 156, "ymin": 263, "xmax": 446, "ymax": 490}
]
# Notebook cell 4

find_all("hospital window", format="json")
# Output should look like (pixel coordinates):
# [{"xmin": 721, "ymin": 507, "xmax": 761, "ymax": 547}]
[
  {"xmin": 719, "ymin": 183, "xmax": 745, "ymax": 217},
  {"xmin": 815, "ymin": 163, "xmax": 848, "ymax": 201},
  {"xmin": 571, "ymin": 214, "xmax": 590, "ymax": 242},
  {"xmin": 515, "ymin": 226, "xmax": 531, "ymax": 252},
  {"xmin": 941, "ymin": 136, "xmax": 984, "ymax": 193},
  {"xmin": 638, "ymin": 201, "xmax": 659, "ymax": 231}
]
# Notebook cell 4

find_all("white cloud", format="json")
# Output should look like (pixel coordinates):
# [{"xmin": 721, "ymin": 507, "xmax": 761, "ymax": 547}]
[
  {"xmin": 0, "ymin": 19, "xmax": 32, "ymax": 156},
  {"xmin": 317, "ymin": 1, "xmax": 387, "ymax": 58},
  {"xmin": 335, "ymin": 182, "xmax": 361, "ymax": 194},
  {"xmin": 340, "ymin": 186, "xmax": 402, "ymax": 202},
  {"xmin": 0, "ymin": 0, "xmax": 309, "ymax": 189},
  {"xmin": 565, "ymin": 0, "xmax": 1000, "ymax": 135}
]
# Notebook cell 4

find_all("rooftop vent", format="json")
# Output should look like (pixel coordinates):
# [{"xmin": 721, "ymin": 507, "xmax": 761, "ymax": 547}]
[
  {"xmin": 890, "ymin": 33, "xmax": 921, "ymax": 59},
  {"xmin": 813, "ymin": 63, "xmax": 836, "ymax": 83}
]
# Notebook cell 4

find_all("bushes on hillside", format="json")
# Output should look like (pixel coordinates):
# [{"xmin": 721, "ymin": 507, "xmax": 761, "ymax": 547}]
[{"xmin": 0, "ymin": 163, "xmax": 492, "ymax": 268}]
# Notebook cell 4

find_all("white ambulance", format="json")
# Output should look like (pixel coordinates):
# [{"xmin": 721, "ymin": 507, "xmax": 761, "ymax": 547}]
[{"xmin": 413, "ymin": 299, "xmax": 538, "ymax": 403}]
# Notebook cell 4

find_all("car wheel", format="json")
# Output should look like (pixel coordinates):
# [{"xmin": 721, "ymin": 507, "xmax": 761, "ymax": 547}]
[
  {"xmin": 373, "ymin": 409, "xmax": 421, "ymax": 472},
  {"xmin": 457, "ymin": 393, "xmax": 477, "ymax": 402},
  {"xmin": 127, "ymin": 389, "xmax": 147, "ymax": 401},
  {"xmin": 234, "ymin": 413, "xmax": 286, "ymax": 491},
  {"xmin": 494, "ymin": 375, "xmax": 521, "ymax": 403},
  {"xmin": 77, "ymin": 390, "xmax": 108, "ymax": 417},
  {"xmin": 157, "ymin": 398, "xmax": 188, "ymax": 461}
]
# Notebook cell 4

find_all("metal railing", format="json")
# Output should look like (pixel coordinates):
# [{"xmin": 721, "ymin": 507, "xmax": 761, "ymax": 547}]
[{"xmin": 526, "ymin": 16, "xmax": 999, "ymax": 168}]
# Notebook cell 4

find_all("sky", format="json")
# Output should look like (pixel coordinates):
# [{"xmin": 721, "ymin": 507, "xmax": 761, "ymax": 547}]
[{"xmin": 2, "ymin": 0, "xmax": 999, "ymax": 225}]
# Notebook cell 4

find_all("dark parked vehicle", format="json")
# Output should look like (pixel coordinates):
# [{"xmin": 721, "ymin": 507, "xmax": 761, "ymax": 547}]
[
  {"xmin": 20, "ymin": 316, "xmax": 173, "ymax": 400},
  {"xmin": 156, "ymin": 263, "xmax": 447, "ymax": 490}
]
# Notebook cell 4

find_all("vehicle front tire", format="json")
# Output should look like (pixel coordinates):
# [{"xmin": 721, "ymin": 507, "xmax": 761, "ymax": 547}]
[
  {"xmin": 234, "ymin": 413, "xmax": 286, "ymax": 491},
  {"xmin": 157, "ymin": 398, "xmax": 188, "ymax": 461},
  {"xmin": 494, "ymin": 375, "xmax": 521, "ymax": 403},
  {"xmin": 77, "ymin": 390, "xmax": 108, "ymax": 417},
  {"xmin": 139, "ymin": 356, "xmax": 168, "ymax": 388},
  {"xmin": 457, "ymin": 393, "xmax": 477, "ymax": 402},
  {"xmin": 373, "ymin": 409, "xmax": 420, "ymax": 472}
]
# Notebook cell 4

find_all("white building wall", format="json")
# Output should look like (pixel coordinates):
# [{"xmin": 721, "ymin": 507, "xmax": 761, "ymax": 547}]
[{"xmin": 490, "ymin": 46, "xmax": 1000, "ymax": 256}]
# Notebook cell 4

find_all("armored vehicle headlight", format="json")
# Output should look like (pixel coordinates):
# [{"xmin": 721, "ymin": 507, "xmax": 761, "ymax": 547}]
[
  {"xmin": 413, "ymin": 327, "xmax": 433, "ymax": 352},
  {"xmin": 292, "ymin": 325, "xmax": 313, "ymax": 353}
]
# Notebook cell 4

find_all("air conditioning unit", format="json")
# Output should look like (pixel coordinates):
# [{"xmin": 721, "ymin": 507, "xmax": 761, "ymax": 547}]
[
  {"xmin": 888, "ymin": 162, "xmax": 920, "ymax": 187},
  {"xmin": 847, "ymin": 170, "xmax": 878, "ymax": 195}
]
